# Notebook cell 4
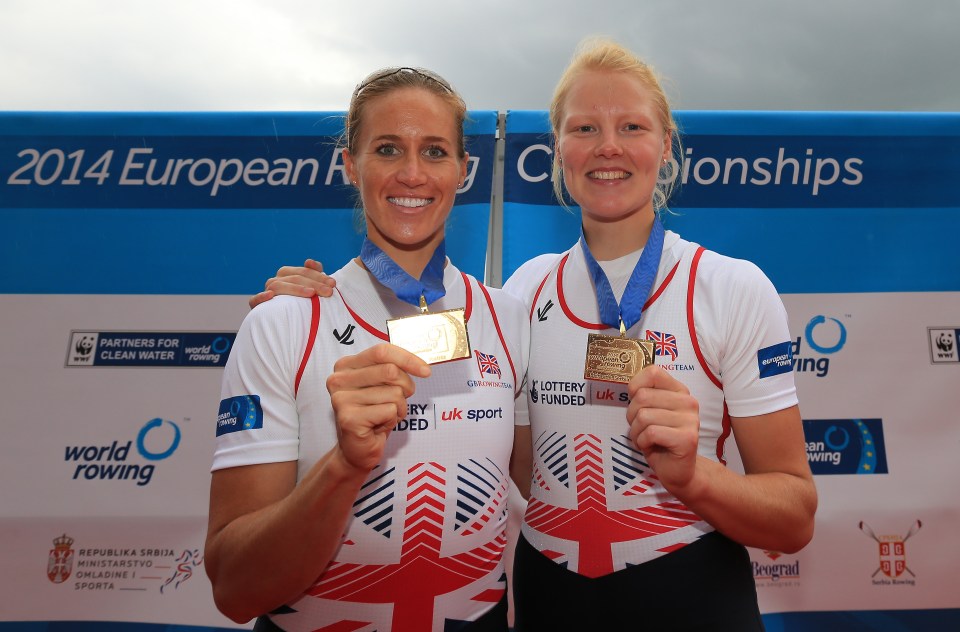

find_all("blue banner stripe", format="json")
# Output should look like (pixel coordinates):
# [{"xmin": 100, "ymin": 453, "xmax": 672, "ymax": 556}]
[
  {"xmin": 502, "ymin": 203, "xmax": 960, "ymax": 293},
  {"xmin": 505, "ymin": 110, "xmax": 551, "ymax": 134},
  {"xmin": 503, "ymin": 132, "xmax": 960, "ymax": 208},
  {"xmin": 0, "ymin": 202, "xmax": 490, "ymax": 294},
  {"xmin": 663, "ymin": 206, "xmax": 960, "ymax": 293},
  {"xmin": 762, "ymin": 608, "xmax": 960, "ymax": 631},
  {"xmin": 3, "ymin": 609, "xmax": 958, "ymax": 631},
  {"xmin": 1, "ymin": 134, "xmax": 495, "ymax": 209}
]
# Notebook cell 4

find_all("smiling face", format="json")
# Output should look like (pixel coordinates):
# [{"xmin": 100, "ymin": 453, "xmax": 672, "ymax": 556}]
[
  {"xmin": 556, "ymin": 69, "xmax": 671, "ymax": 227},
  {"xmin": 343, "ymin": 87, "xmax": 467, "ymax": 266}
]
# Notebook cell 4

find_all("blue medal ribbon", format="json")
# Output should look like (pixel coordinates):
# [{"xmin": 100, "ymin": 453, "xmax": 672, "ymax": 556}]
[
  {"xmin": 360, "ymin": 238, "xmax": 447, "ymax": 308},
  {"xmin": 579, "ymin": 216, "xmax": 665, "ymax": 333}
]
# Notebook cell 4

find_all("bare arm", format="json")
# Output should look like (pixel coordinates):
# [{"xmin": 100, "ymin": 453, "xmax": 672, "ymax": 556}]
[
  {"xmin": 627, "ymin": 365, "xmax": 816, "ymax": 553},
  {"xmin": 204, "ymin": 453, "xmax": 368, "ymax": 623},
  {"xmin": 204, "ymin": 344, "xmax": 431, "ymax": 623},
  {"xmin": 697, "ymin": 405, "xmax": 817, "ymax": 552}
]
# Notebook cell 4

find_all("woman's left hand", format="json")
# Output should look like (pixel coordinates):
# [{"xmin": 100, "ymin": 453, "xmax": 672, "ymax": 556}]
[{"xmin": 625, "ymin": 365, "xmax": 701, "ymax": 493}]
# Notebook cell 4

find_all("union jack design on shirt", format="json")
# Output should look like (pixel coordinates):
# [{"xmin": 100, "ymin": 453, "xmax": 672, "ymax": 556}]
[
  {"xmin": 475, "ymin": 350, "xmax": 502, "ymax": 379},
  {"xmin": 279, "ymin": 461, "xmax": 508, "ymax": 631},
  {"xmin": 524, "ymin": 433, "xmax": 701, "ymax": 577},
  {"xmin": 646, "ymin": 330, "xmax": 679, "ymax": 362}
]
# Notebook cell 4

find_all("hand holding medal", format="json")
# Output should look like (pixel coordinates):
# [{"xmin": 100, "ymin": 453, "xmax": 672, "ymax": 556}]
[
  {"xmin": 625, "ymin": 364, "xmax": 701, "ymax": 494},
  {"xmin": 326, "ymin": 342, "xmax": 432, "ymax": 472}
]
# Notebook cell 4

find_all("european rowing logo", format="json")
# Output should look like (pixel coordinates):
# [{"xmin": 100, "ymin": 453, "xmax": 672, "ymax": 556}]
[
  {"xmin": 47, "ymin": 534, "xmax": 75, "ymax": 584},
  {"xmin": 860, "ymin": 520, "xmax": 922, "ymax": 584},
  {"xmin": 217, "ymin": 395, "xmax": 263, "ymax": 436},
  {"xmin": 802, "ymin": 419, "xmax": 888, "ymax": 475}
]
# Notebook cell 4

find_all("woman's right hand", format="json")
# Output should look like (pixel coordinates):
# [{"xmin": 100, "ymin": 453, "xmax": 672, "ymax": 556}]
[
  {"xmin": 249, "ymin": 258, "xmax": 337, "ymax": 309},
  {"xmin": 326, "ymin": 343, "xmax": 432, "ymax": 472}
]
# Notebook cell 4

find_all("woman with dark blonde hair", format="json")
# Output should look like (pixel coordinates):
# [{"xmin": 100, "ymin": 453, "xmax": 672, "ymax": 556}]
[{"xmin": 205, "ymin": 67, "xmax": 529, "ymax": 632}]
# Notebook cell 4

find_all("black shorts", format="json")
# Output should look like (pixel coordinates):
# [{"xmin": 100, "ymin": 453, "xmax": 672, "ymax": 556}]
[
  {"xmin": 253, "ymin": 590, "xmax": 509, "ymax": 631},
  {"xmin": 512, "ymin": 531, "xmax": 764, "ymax": 631}
]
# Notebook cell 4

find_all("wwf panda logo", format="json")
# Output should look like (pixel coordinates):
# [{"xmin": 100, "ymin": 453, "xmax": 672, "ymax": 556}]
[
  {"xmin": 936, "ymin": 332, "xmax": 954, "ymax": 353},
  {"xmin": 75, "ymin": 335, "xmax": 95, "ymax": 356}
]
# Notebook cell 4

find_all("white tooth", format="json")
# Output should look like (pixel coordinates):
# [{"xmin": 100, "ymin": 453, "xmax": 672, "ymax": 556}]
[
  {"xmin": 590, "ymin": 171, "xmax": 627, "ymax": 180},
  {"xmin": 388, "ymin": 197, "xmax": 431, "ymax": 208}
]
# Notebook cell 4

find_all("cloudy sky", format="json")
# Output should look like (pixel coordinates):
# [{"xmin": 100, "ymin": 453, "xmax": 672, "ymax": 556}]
[{"xmin": 2, "ymin": 0, "xmax": 958, "ymax": 113}]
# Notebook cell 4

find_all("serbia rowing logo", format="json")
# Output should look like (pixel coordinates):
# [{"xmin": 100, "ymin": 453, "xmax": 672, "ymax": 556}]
[{"xmin": 860, "ymin": 520, "xmax": 922, "ymax": 582}]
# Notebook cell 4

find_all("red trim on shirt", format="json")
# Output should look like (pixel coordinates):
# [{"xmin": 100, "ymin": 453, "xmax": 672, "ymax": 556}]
[
  {"xmin": 687, "ymin": 247, "xmax": 722, "ymax": 390},
  {"xmin": 459, "ymin": 271, "xmax": 474, "ymax": 321},
  {"xmin": 685, "ymin": 247, "xmax": 730, "ymax": 464},
  {"xmin": 645, "ymin": 258, "xmax": 680, "ymax": 307},
  {"xmin": 529, "ymin": 263, "xmax": 556, "ymax": 322},
  {"xmin": 338, "ymin": 288, "xmax": 389, "ymax": 341},
  {"xmin": 477, "ymin": 281, "xmax": 518, "ymax": 392},
  {"xmin": 295, "ymin": 294, "xmax": 320, "ymax": 396},
  {"xmin": 716, "ymin": 402, "xmax": 731, "ymax": 465}
]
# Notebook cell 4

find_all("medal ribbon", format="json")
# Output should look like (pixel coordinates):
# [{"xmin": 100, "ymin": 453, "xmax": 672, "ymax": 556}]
[
  {"xmin": 360, "ymin": 238, "xmax": 447, "ymax": 308},
  {"xmin": 579, "ymin": 216, "xmax": 665, "ymax": 332}
]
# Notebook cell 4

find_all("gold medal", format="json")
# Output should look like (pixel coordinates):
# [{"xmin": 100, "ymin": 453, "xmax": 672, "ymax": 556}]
[
  {"xmin": 387, "ymin": 296, "xmax": 470, "ymax": 364},
  {"xmin": 583, "ymin": 331, "xmax": 655, "ymax": 383}
]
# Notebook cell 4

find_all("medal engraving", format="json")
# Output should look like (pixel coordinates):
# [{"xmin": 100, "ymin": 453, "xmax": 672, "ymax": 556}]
[
  {"xmin": 583, "ymin": 334, "xmax": 655, "ymax": 383},
  {"xmin": 387, "ymin": 308, "xmax": 471, "ymax": 364}
]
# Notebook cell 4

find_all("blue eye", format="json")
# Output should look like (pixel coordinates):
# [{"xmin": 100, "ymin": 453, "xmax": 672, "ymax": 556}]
[
  {"xmin": 376, "ymin": 144, "xmax": 400, "ymax": 156},
  {"xmin": 424, "ymin": 145, "xmax": 448, "ymax": 158}
]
